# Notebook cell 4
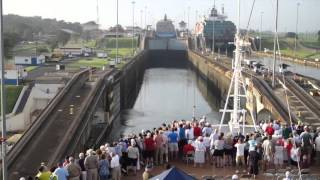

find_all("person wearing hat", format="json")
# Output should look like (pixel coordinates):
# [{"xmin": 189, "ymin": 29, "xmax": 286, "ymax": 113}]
[
  {"xmin": 142, "ymin": 164, "xmax": 153, "ymax": 180},
  {"xmin": 66, "ymin": 157, "xmax": 81, "ymax": 180},
  {"xmin": 193, "ymin": 136, "xmax": 206, "ymax": 167},
  {"xmin": 232, "ymin": 174, "xmax": 238, "ymax": 180},
  {"xmin": 127, "ymin": 139, "xmax": 139, "ymax": 175},
  {"xmin": 283, "ymin": 171, "xmax": 292, "ymax": 180},
  {"xmin": 85, "ymin": 150, "xmax": 99, "ymax": 180}
]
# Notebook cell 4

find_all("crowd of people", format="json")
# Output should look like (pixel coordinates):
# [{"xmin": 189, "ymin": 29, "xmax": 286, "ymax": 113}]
[{"xmin": 24, "ymin": 117, "xmax": 320, "ymax": 180}]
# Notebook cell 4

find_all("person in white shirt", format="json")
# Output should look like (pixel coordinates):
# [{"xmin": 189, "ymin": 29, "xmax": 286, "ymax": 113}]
[
  {"xmin": 274, "ymin": 140, "xmax": 284, "ymax": 169},
  {"xmin": 262, "ymin": 121, "xmax": 268, "ymax": 132},
  {"xmin": 315, "ymin": 133, "xmax": 320, "ymax": 165},
  {"xmin": 110, "ymin": 153, "xmax": 121, "ymax": 180},
  {"xmin": 203, "ymin": 133, "xmax": 211, "ymax": 161},
  {"xmin": 185, "ymin": 125, "xmax": 194, "ymax": 140},
  {"xmin": 209, "ymin": 129, "xmax": 219, "ymax": 148},
  {"xmin": 234, "ymin": 139, "xmax": 246, "ymax": 171},
  {"xmin": 192, "ymin": 136, "xmax": 206, "ymax": 167},
  {"xmin": 162, "ymin": 130, "xmax": 169, "ymax": 163}
]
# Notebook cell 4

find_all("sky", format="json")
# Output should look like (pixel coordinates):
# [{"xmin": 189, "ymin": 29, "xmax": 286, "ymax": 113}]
[{"xmin": 3, "ymin": 0, "xmax": 320, "ymax": 32}]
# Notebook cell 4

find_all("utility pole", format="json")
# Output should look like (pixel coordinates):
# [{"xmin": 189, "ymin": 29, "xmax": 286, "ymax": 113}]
[
  {"xmin": 212, "ymin": 0, "xmax": 216, "ymax": 56},
  {"xmin": 140, "ymin": 10, "xmax": 143, "ymax": 29},
  {"xmin": 132, "ymin": 1, "xmax": 135, "ymax": 56},
  {"xmin": 96, "ymin": 0, "xmax": 99, "ymax": 25},
  {"xmin": 272, "ymin": 0, "xmax": 279, "ymax": 88},
  {"xmin": 116, "ymin": 0, "xmax": 119, "ymax": 63},
  {"xmin": 195, "ymin": 10, "xmax": 198, "ymax": 23},
  {"xmin": 260, "ymin": 12, "xmax": 263, "ymax": 52},
  {"xmin": 144, "ymin": 6, "xmax": 147, "ymax": 29},
  {"xmin": 0, "ymin": 0, "xmax": 7, "ymax": 178},
  {"xmin": 294, "ymin": 2, "xmax": 300, "ymax": 59},
  {"xmin": 188, "ymin": 6, "xmax": 190, "ymax": 36}
]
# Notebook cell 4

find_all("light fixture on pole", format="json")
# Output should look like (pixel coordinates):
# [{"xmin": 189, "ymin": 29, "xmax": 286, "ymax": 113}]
[
  {"xmin": 294, "ymin": 2, "xmax": 300, "ymax": 59},
  {"xmin": 144, "ymin": 6, "xmax": 147, "ymax": 29},
  {"xmin": 116, "ymin": 0, "xmax": 119, "ymax": 64},
  {"xmin": 0, "ymin": 0, "xmax": 7, "ymax": 178},
  {"xmin": 187, "ymin": 6, "xmax": 190, "ymax": 36},
  {"xmin": 212, "ymin": 0, "xmax": 216, "ymax": 56},
  {"xmin": 140, "ymin": 10, "xmax": 143, "ymax": 29},
  {"xmin": 272, "ymin": 0, "xmax": 279, "ymax": 88},
  {"xmin": 260, "ymin": 12, "xmax": 263, "ymax": 52},
  {"xmin": 132, "ymin": 1, "xmax": 135, "ymax": 55}
]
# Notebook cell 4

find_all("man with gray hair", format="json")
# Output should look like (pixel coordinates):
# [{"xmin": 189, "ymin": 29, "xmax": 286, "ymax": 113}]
[
  {"xmin": 84, "ymin": 150, "xmax": 99, "ymax": 180},
  {"xmin": 66, "ymin": 157, "xmax": 81, "ymax": 180}
]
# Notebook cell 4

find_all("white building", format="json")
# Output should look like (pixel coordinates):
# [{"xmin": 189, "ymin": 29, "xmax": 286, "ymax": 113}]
[
  {"xmin": 14, "ymin": 52, "xmax": 45, "ymax": 66},
  {"xmin": 1, "ymin": 64, "xmax": 28, "ymax": 85},
  {"xmin": 82, "ymin": 21, "xmax": 99, "ymax": 31}
]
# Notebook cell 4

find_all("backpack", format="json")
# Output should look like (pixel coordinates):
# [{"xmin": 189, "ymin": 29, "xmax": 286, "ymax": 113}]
[{"xmin": 99, "ymin": 160, "xmax": 109, "ymax": 176}]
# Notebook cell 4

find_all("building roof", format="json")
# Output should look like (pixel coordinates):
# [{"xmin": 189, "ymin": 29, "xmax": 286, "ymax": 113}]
[{"xmin": 83, "ymin": 21, "xmax": 98, "ymax": 26}]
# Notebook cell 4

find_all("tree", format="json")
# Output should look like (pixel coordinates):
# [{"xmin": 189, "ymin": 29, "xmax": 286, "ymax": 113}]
[
  {"xmin": 285, "ymin": 32, "xmax": 297, "ymax": 38},
  {"xmin": 57, "ymin": 31, "xmax": 71, "ymax": 46},
  {"xmin": 318, "ymin": 30, "xmax": 320, "ymax": 42},
  {"xmin": 4, "ymin": 32, "xmax": 20, "ymax": 58}
]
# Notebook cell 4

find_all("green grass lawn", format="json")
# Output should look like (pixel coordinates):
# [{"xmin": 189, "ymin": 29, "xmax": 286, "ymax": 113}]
[
  {"xmin": 261, "ymin": 37, "xmax": 320, "ymax": 60},
  {"xmin": 107, "ymin": 48, "xmax": 134, "ymax": 58},
  {"xmin": 68, "ymin": 58, "xmax": 109, "ymax": 68},
  {"xmin": 0, "ymin": 85, "xmax": 23, "ymax": 114},
  {"xmin": 98, "ymin": 37, "xmax": 138, "ymax": 49},
  {"xmin": 24, "ymin": 66, "xmax": 38, "ymax": 72}
]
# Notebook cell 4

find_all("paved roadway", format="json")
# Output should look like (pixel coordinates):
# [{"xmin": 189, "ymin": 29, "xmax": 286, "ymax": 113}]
[{"xmin": 8, "ymin": 71, "xmax": 91, "ymax": 177}]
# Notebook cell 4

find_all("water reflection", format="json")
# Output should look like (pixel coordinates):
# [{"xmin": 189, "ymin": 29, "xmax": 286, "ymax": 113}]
[
  {"xmin": 117, "ymin": 68, "xmax": 221, "ymax": 136},
  {"xmin": 249, "ymin": 57, "xmax": 320, "ymax": 79}
]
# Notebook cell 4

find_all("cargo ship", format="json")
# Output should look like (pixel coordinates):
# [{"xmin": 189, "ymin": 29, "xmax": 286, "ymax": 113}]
[
  {"xmin": 195, "ymin": 6, "xmax": 236, "ymax": 52},
  {"xmin": 155, "ymin": 14, "xmax": 177, "ymax": 39}
]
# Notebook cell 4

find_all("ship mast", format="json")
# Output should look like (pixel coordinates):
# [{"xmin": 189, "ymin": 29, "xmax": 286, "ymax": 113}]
[{"xmin": 219, "ymin": 0, "xmax": 255, "ymax": 134}]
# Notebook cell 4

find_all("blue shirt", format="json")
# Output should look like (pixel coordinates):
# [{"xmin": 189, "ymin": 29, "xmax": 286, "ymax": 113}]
[
  {"xmin": 54, "ymin": 167, "xmax": 69, "ymax": 180},
  {"xmin": 168, "ymin": 132, "xmax": 178, "ymax": 143},
  {"xmin": 248, "ymin": 139, "xmax": 257, "ymax": 151},
  {"xmin": 178, "ymin": 128, "xmax": 186, "ymax": 140}
]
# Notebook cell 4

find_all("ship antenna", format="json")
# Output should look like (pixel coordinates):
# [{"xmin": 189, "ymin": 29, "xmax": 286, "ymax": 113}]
[{"xmin": 218, "ymin": 0, "xmax": 257, "ymax": 134}]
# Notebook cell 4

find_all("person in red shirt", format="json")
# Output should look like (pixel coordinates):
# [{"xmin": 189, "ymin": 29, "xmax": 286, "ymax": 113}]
[
  {"xmin": 265, "ymin": 122, "xmax": 275, "ymax": 136},
  {"xmin": 285, "ymin": 138, "xmax": 293, "ymax": 165},
  {"xmin": 144, "ymin": 133, "xmax": 155, "ymax": 165},
  {"xmin": 183, "ymin": 140, "xmax": 195, "ymax": 155},
  {"xmin": 193, "ymin": 123, "xmax": 202, "ymax": 139}
]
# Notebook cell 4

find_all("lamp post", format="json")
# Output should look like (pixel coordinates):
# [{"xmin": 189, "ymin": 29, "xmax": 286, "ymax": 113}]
[
  {"xmin": 260, "ymin": 12, "xmax": 263, "ymax": 52},
  {"xmin": 132, "ymin": 1, "xmax": 135, "ymax": 56},
  {"xmin": 144, "ymin": 6, "xmax": 147, "ymax": 29},
  {"xmin": 0, "ymin": 0, "xmax": 7, "ymax": 178},
  {"xmin": 187, "ymin": 6, "xmax": 190, "ymax": 36},
  {"xmin": 116, "ymin": 0, "xmax": 119, "ymax": 63},
  {"xmin": 294, "ymin": 2, "xmax": 300, "ymax": 58},
  {"xmin": 212, "ymin": 0, "xmax": 216, "ymax": 56},
  {"xmin": 140, "ymin": 10, "xmax": 143, "ymax": 29},
  {"xmin": 272, "ymin": 0, "xmax": 279, "ymax": 88}
]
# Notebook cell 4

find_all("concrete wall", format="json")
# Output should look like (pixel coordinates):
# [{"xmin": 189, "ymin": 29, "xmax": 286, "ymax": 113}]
[
  {"xmin": 148, "ymin": 39, "xmax": 187, "ymax": 50},
  {"xmin": 187, "ymin": 50, "xmax": 231, "ymax": 100},
  {"xmin": 120, "ymin": 51, "xmax": 148, "ymax": 109},
  {"xmin": 5, "ymin": 84, "xmax": 63, "ymax": 132}
]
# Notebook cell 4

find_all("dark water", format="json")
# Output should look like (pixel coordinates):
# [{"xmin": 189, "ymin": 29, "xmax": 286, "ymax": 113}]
[
  {"xmin": 114, "ymin": 67, "xmax": 222, "ymax": 136},
  {"xmin": 249, "ymin": 57, "xmax": 320, "ymax": 79}
]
